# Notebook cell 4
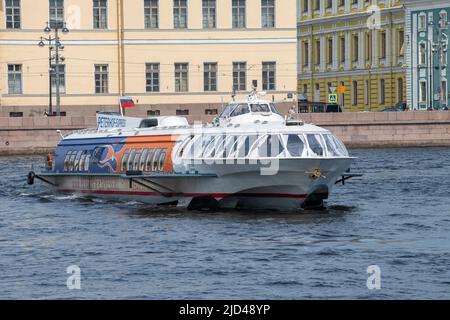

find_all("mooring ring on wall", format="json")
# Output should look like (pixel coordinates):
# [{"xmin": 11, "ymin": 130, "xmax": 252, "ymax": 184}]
[{"xmin": 5, "ymin": 141, "xmax": 9, "ymax": 146}]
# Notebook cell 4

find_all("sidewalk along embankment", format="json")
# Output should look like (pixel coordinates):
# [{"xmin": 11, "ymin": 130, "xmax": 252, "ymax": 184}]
[{"xmin": 1, "ymin": 112, "xmax": 450, "ymax": 155}]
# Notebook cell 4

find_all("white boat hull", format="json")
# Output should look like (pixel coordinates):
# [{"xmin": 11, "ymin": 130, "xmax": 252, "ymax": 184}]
[{"xmin": 47, "ymin": 158, "xmax": 352, "ymax": 210}]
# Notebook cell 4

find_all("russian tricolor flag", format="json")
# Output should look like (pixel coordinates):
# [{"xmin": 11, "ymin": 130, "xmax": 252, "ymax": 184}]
[{"xmin": 120, "ymin": 96, "xmax": 135, "ymax": 108}]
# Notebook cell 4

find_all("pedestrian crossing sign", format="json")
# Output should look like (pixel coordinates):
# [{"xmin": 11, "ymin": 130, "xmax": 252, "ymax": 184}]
[{"xmin": 328, "ymin": 94, "xmax": 338, "ymax": 104}]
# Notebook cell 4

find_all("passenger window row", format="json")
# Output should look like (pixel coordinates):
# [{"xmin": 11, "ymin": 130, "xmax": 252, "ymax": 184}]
[
  {"xmin": 63, "ymin": 150, "xmax": 91, "ymax": 172},
  {"xmin": 121, "ymin": 147, "xmax": 167, "ymax": 173},
  {"xmin": 181, "ymin": 134, "xmax": 349, "ymax": 159}
]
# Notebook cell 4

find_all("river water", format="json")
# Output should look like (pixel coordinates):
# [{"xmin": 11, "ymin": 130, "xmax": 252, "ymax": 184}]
[{"xmin": 0, "ymin": 148, "xmax": 449, "ymax": 299}]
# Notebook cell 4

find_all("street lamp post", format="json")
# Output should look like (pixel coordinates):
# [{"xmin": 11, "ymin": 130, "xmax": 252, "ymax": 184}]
[{"xmin": 38, "ymin": 21, "xmax": 69, "ymax": 116}]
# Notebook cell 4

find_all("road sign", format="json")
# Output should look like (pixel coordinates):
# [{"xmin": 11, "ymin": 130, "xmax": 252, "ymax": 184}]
[
  {"xmin": 328, "ymin": 94, "xmax": 338, "ymax": 104},
  {"xmin": 337, "ymin": 85, "xmax": 346, "ymax": 94},
  {"xmin": 329, "ymin": 87, "xmax": 337, "ymax": 94}
]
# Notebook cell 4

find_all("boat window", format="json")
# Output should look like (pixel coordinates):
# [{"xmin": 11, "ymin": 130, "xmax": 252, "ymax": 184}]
[
  {"xmin": 270, "ymin": 103, "xmax": 281, "ymax": 115},
  {"xmin": 329, "ymin": 135, "xmax": 349, "ymax": 157},
  {"xmin": 251, "ymin": 104, "xmax": 271, "ymax": 113},
  {"xmin": 133, "ymin": 149, "xmax": 142, "ymax": 171},
  {"xmin": 219, "ymin": 104, "xmax": 238, "ymax": 118},
  {"xmin": 152, "ymin": 149, "xmax": 161, "ymax": 172},
  {"xmin": 64, "ymin": 151, "xmax": 72, "ymax": 172},
  {"xmin": 178, "ymin": 136, "xmax": 193, "ymax": 158},
  {"xmin": 252, "ymin": 135, "xmax": 284, "ymax": 158},
  {"xmin": 84, "ymin": 153, "xmax": 91, "ymax": 171},
  {"xmin": 158, "ymin": 149, "xmax": 167, "ymax": 172},
  {"xmin": 323, "ymin": 135, "xmax": 340, "ymax": 157},
  {"xmin": 145, "ymin": 149, "xmax": 155, "ymax": 171},
  {"xmin": 139, "ymin": 149, "xmax": 149, "ymax": 171},
  {"xmin": 306, "ymin": 134, "xmax": 325, "ymax": 157},
  {"xmin": 121, "ymin": 149, "xmax": 130, "ymax": 172},
  {"xmin": 223, "ymin": 136, "xmax": 238, "ymax": 158},
  {"xmin": 203, "ymin": 136, "xmax": 217, "ymax": 158},
  {"xmin": 286, "ymin": 134, "xmax": 306, "ymax": 157},
  {"xmin": 74, "ymin": 151, "xmax": 83, "ymax": 171},
  {"xmin": 69, "ymin": 152, "xmax": 77, "ymax": 172},
  {"xmin": 238, "ymin": 135, "xmax": 258, "ymax": 158},
  {"xmin": 79, "ymin": 152, "xmax": 86, "ymax": 172},
  {"xmin": 230, "ymin": 104, "xmax": 250, "ymax": 117},
  {"xmin": 215, "ymin": 135, "xmax": 227, "ymax": 158},
  {"xmin": 127, "ymin": 148, "xmax": 136, "ymax": 171},
  {"xmin": 227, "ymin": 136, "xmax": 242, "ymax": 158}
]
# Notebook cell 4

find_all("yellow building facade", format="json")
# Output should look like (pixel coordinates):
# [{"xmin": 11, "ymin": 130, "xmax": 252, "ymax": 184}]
[
  {"xmin": 0, "ymin": 0, "xmax": 297, "ymax": 117},
  {"xmin": 297, "ymin": 0, "xmax": 406, "ymax": 111}
]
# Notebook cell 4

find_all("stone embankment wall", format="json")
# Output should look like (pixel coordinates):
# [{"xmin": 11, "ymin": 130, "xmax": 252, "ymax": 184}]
[{"xmin": 1, "ymin": 112, "xmax": 450, "ymax": 155}]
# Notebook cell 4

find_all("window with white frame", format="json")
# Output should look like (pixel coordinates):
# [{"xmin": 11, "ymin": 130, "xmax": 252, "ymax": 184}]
[
  {"xmin": 5, "ymin": 0, "xmax": 21, "ymax": 29},
  {"xmin": 144, "ymin": 0, "xmax": 159, "ymax": 29},
  {"xmin": 93, "ymin": 0, "xmax": 107, "ymax": 29}
]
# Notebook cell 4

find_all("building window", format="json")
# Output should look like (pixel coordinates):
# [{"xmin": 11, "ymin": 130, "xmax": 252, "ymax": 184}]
[
  {"xmin": 204, "ymin": 63, "xmax": 217, "ymax": 92},
  {"xmin": 340, "ymin": 36, "xmax": 346, "ymax": 64},
  {"xmin": 380, "ymin": 31, "xmax": 387, "ymax": 60},
  {"xmin": 146, "ymin": 63, "xmax": 160, "ymax": 92},
  {"xmin": 380, "ymin": 79, "xmax": 386, "ymax": 104},
  {"xmin": 364, "ymin": 80, "xmax": 369, "ymax": 106},
  {"xmin": 144, "ymin": 0, "xmax": 159, "ymax": 28},
  {"xmin": 352, "ymin": 34, "xmax": 359, "ymax": 62},
  {"xmin": 315, "ymin": 39, "xmax": 321, "ymax": 66},
  {"xmin": 419, "ymin": 80, "xmax": 427, "ymax": 103},
  {"xmin": 418, "ymin": 13, "xmax": 426, "ymax": 31},
  {"xmin": 327, "ymin": 38, "xmax": 333, "ymax": 65},
  {"xmin": 7, "ymin": 64, "xmax": 22, "ymax": 94},
  {"xmin": 205, "ymin": 109, "xmax": 218, "ymax": 115},
  {"xmin": 5, "ymin": 0, "xmax": 21, "ymax": 29},
  {"xmin": 173, "ymin": 0, "xmax": 187, "ymax": 29},
  {"xmin": 95, "ymin": 64, "xmax": 109, "ymax": 94},
  {"xmin": 232, "ymin": 0, "xmax": 246, "ymax": 28},
  {"xmin": 442, "ymin": 80, "xmax": 448, "ymax": 105},
  {"xmin": 51, "ymin": 64, "xmax": 66, "ymax": 94},
  {"xmin": 303, "ymin": 41, "xmax": 309, "ymax": 67},
  {"xmin": 419, "ymin": 42, "xmax": 426, "ymax": 65},
  {"xmin": 440, "ymin": 10, "xmax": 448, "ymax": 29},
  {"xmin": 352, "ymin": 81, "xmax": 358, "ymax": 105},
  {"xmin": 93, "ymin": 0, "xmax": 107, "ymax": 29},
  {"xmin": 314, "ymin": 0, "xmax": 320, "ymax": 11},
  {"xmin": 148, "ymin": 110, "xmax": 161, "ymax": 116},
  {"xmin": 398, "ymin": 29, "xmax": 405, "ymax": 57},
  {"xmin": 365, "ymin": 32, "xmax": 371, "ymax": 61},
  {"xmin": 233, "ymin": 62, "xmax": 246, "ymax": 91},
  {"xmin": 202, "ymin": 0, "xmax": 216, "ymax": 29},
  {"xmin": 262, "ymin": 62, "xmax": 276, "ymax": 91},
  {"xmin": 49, "ymin": 0, "xmax": 64, "ymax": 26},
  {"xmin": 261, "ymin": 0, "xmax": 275, "ymax": 28},
  {"xmin": 175, "ymin": 63, "xmax": 189, "ymax": 92},
  {"xmin": 397, "ymin": 78, "xmax": 404, "ymax": 103},
  {"xmin": 302, "ymin": 0, "xmax": 308, "ymax": 13}
]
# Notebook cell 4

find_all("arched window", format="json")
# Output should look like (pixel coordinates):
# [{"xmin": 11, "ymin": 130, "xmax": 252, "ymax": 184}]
[
  {"xmin": 152, "ymin": 149, "xmax": 161, "ymax": 172},
  {"xmin": 140, "ymin": 149, "xmax": 149, "ymax": 171},
  {"xmin": 158, "ymin": 149, "xmax": 167, "ymax": 172},
  {"xmin": 127, "ymin": 149, "xmax": 136, "ymax": 171},
  {"xmin": 121, "ymin": 149, "xmax": 130, "ymax": 172},
  {"xmin": 306, "ymin": 134, "xmax": 325, "ymax": 157},
  {"xmin": 286, "ymin": 134, "xmax": 306, "ymax": 157},
  {"xmin": 145, "ymin": 149, "xmax": 155, "ymax": 171}
]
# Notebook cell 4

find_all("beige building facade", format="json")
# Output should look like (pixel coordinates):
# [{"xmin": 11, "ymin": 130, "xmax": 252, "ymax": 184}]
[{"xmin": 0, "ymin": 0, "xmax": 297, "ymax": 117}]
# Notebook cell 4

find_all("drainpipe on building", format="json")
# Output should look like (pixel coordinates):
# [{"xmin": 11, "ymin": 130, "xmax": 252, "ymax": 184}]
[{"xmin": 116, "ymin": 0, "xmax": 124, "ymax": 115}]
